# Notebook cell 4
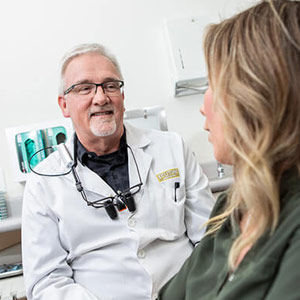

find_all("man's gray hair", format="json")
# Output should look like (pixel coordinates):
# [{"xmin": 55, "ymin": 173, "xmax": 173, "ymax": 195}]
[{"xmin": 58, "ymin": 43, "xmax": 123, "ymax": 94}]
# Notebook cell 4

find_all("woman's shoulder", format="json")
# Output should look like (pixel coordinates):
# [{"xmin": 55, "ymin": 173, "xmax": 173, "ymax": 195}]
[{"xmin": 210, "ymin": 191, "xmax": 228, "ymax": 218}]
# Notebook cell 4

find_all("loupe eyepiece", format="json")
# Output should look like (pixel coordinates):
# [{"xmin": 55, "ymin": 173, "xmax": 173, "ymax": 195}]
[
  {"xmin": 115, "ymin": 198, "xmax": 127, "ymax": 212},
  {"xmin": 104, "ymin": 201, "xmax": 118, "ymax": 220},
  {"xmin": 124, "ymin": 193, "xmax": 136, "ymax": 212}
]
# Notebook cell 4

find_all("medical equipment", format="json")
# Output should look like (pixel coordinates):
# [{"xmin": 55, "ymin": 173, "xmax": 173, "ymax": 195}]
[
  {"xmin": 15, "ymin": 126, "xmax": 67, "ymax": 174},
  {"xmin": 29, "ymin": 137, "xmax": 143, "ymax": 220},
  {"xmin": 0, "ymin": 262, "xmax": 23, "ymax": 279}
]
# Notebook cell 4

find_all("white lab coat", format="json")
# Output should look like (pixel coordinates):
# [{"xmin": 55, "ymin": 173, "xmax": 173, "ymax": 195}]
[{"xmin": 22, "ymin": 123, "xmax": 215, "ymax": 300}]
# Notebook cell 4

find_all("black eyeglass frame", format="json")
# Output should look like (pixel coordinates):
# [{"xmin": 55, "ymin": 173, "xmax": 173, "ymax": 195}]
[{"xmin": 63, "ymin": 80, "xmax": 124, "ymax": 96}]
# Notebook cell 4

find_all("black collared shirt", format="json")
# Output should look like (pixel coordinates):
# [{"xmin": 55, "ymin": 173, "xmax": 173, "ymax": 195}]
[{"xmin": 76, "ymin": 131, "xmax": 129, "ymax": 193}]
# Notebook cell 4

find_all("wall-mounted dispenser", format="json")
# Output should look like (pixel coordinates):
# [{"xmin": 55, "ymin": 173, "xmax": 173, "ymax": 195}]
[{"xmin": 164, "ymin": 15, "xmax": 217, "ymax": 97}]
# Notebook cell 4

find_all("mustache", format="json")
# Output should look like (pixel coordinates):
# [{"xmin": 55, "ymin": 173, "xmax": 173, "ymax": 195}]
[{"xmin": 89, "ymin": 105, "xmax": 115, "ymax": 116}]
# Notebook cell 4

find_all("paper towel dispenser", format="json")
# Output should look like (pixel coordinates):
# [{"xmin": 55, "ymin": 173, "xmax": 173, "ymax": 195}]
[{"xmin": 164, "ymin": 15, "xmax": 217, "ymax": 97}]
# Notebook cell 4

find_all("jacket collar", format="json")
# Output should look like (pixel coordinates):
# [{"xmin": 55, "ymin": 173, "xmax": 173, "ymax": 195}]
[
  {"xmin": 66, "ymin": 122, "xmax": 152, "ymax": 153},
  {"xmin": 124, "ymin": 122, "xmax": 151, "ymax": 150}
]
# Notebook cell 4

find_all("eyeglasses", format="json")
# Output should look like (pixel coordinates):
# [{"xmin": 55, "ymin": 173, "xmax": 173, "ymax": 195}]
[
  {"xmin": 72, "ymin": 144, "xmax": 143, "ymax": 219},
  {"xmin": 64, "ymin": 80, "xmax": 124, "ymax": 96}
]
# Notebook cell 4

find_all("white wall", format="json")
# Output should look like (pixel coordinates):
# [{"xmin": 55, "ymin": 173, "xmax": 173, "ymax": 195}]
[{"xmin": 0, "ymin": 0, "xmax": 257, "ymax": 198}]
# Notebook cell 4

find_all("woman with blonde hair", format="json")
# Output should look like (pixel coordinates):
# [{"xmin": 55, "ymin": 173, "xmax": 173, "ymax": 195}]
[{"xmin": 158, "ymin": 0, "xmax": 300, "ymax": 299}]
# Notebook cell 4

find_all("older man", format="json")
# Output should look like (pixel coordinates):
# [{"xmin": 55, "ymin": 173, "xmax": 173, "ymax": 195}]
[{"xmin": 22, "ymin": 43, "xmax": 215, "ymax": 300}]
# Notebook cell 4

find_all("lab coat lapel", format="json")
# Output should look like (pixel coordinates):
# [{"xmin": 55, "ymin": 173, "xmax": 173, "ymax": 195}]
[
  {"xmin": 76, "ymin": 162, "xmax": 115, "ymax": 197},
  {"xmin": 125, "ymin": 123, "xmax": 152, "ymax": 199},
  {"xmin": 65, "ymin": 133, "xmax": 119, "ymax": 197},
  {"xmin": 128, "ymin": 147, "xmax": 152, "ymax": 191}
]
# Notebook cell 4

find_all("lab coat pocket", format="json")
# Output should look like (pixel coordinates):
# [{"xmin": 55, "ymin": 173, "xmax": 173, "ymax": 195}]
[
  {"xmin": 174, "ymin": 183, "xmax": 186, "ymax": 204},
  {"xmin": 157, "ymin": 183, "xmax": 186, "ymax": 239}
]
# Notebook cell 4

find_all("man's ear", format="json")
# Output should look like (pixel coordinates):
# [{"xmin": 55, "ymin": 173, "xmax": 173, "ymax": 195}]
[
  {"xmin": 58, "ymin": 95, "xmax": 70, "ymax": 118},
  {"xmin": 122, "ymin": 91, "xmax": 125, "ymax": 112}
]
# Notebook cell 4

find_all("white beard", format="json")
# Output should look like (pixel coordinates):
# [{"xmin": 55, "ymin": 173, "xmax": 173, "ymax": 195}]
[{"xmin": 90, "ymin": 118, "xmax": 117, "ymax": 137}]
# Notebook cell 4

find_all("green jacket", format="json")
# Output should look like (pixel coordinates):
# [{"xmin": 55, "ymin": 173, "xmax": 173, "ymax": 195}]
[{"xmin": 158, "ymin": 170, "xmax": 300, "ymax": 300}]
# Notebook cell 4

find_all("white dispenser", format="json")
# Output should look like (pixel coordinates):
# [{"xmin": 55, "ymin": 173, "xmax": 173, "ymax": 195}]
[{"xmin": 164, "ymin": 15, "xmax": 217, "ymax": 97}]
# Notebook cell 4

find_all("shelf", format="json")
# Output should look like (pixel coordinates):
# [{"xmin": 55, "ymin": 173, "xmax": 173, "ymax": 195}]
[{"xmin": 0, "ymin": 217, "xmax": 22, "ymax": 233}]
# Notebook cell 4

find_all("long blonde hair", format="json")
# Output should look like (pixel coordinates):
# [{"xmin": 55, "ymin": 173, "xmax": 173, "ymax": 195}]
[{"xmin": 203, "ymin": 0, "xmax": 300, "ymax": 269}]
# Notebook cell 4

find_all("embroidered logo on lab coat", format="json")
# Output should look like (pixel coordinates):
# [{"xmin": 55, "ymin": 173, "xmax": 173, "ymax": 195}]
[{"xmin": 156, "ymin": 168, "xmax": 180, "ymax": 182}]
